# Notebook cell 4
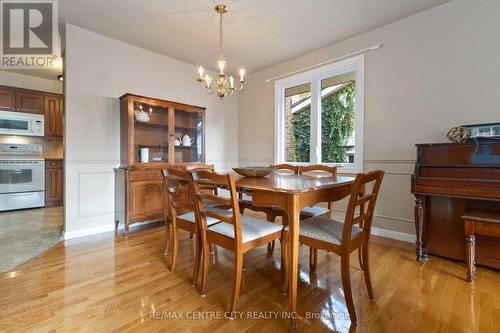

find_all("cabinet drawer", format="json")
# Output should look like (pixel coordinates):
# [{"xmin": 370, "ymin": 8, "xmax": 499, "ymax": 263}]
[
  {"xmin": 130, "ymin": 170, "xmax": 162, "ymax": 182},
  {"xmin": 46, "ymin": 160, "xmax": 62, "ymax": 169}
]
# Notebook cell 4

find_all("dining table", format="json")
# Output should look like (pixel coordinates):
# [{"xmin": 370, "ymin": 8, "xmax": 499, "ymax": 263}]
[{"xmin": 233, "ymin": 172, "xmax": 355, "ymax": 332}]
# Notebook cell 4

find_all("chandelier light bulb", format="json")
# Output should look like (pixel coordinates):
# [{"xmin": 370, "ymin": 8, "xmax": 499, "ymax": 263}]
[
  {"xmin": 239, "ymin": 68, "xmax": 245, "ymax": 81},
  {"xmin": 198, "ymin": 66, "xmax": 204, "ymax": 78},
  {"xmin": 218, "ymin": 60, "xmax": 225, "ymax": 74}
]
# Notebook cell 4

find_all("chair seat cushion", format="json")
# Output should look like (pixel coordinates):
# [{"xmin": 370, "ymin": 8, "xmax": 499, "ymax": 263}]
[
  {"xmin": 301, "ymin": 206, "xmax": 330, "ymax": 217},
  {"xmin": 177, "ymin": 208, "xmax": 232, "ymax": 227},
  {"xmin": 208, "ymin": 214, "xmax": 283, "ymax": 243},
  {"xmin": 284, "ymin": 216, "xmax": 361, "ymax": 245}
]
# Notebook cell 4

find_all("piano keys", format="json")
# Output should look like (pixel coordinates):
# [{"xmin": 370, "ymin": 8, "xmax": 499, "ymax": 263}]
[{"xmin": 411, "ymin": 141, "xmax": 500, "ymax": 269}]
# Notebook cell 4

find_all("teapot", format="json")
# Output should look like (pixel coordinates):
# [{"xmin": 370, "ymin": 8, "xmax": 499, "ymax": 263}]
[
  {"xmin": 174, "ymin": 137, "xmax": 181, "ymax": 146},
  {"xmin": 134, "ymin": 104, "xmax": 150, "ymax": 122},
  {"xmin": 181, "ymin": 134, "xmax": 194, "ymax": 146}
]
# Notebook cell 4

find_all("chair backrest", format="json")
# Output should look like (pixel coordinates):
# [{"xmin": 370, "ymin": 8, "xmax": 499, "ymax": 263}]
[
  {"xmin": 191, "ymin": 170, "xmax": 243, "ymax": 244},
  {"xmin": 299, "ymin": 164, "xmax": 338, "ymax": 176},
  {"xmin": 186, "ymin": 164, "xmax": 218, "ymax": 194},
  {"xmin": 272, "ymin": 163, "xmax": 300, "ymax": 174},
  {"xmin": 161, "ymin": 167, "xmax": 195, "ymax": 220},
  {"xmin": 342, "ymin": 170, "xmax": 384, "ymax": 245},
  {"xmin": 185, "ymin": 164, "xmax": 215, "ymax": 172}
]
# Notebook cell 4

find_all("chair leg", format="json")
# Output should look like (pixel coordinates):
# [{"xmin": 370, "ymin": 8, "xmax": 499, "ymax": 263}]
[
  {"xmin": 213, "ymin": 244, "xmax": 219, "ymax": 259},
  {"xmin": 309, "ymin": 247, "xmax": 318, "ymax": 273},
  {"xmin": 192, "ymin": 233, "xmax": 201, "ymax": 288},
  {"xmin": 266, "ymin": 212, "xmax": 276, "ymax": 256},
  {"xmin": 340, "ymin": 253, "xmax": 357, "ymax": 324},
  {"xmin": 229, "ymin": 251, "xmax": 244, "ymax": 318},
  {"xmin": 164, "ymin": 220, "xmax": 170, "ymax": 256},
  {"xmin": 200, "ymin": 234, "xmax": 210, "ymax": 297},
  {"xmin": 267, "ymin": 241, "xmax": 276, "ymax": 256},
  {"xmin": 281, "ymin": 232, "xmax": 289, "ymax": 294},
  {"xmin": 466, "ymin": 235, "xmax": 476, "ymax": 282},
  {"xmin": 362, "ymin": 244, "xmax": 374, "ymax": 299},
  {"xmin": 358, "ymin": 245, "xmax": 364, "ymax": 271},
  {"xmin": 170, "ymin": 225, "xmax": 178, "ymax": 272}
]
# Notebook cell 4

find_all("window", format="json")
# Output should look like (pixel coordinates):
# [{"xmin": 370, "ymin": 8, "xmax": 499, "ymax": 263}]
[{"xmin": 275, "ymin": 55, "xmax": 364, "ymax": 173}]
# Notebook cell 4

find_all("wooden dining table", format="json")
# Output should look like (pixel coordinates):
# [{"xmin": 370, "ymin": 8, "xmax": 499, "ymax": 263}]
[{"xmin": 233, "ymin": 172, "xmax": 355, "ymax": 331}]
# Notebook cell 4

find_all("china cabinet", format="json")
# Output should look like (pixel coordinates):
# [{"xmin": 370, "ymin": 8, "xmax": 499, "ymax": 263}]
[{"xmin": 114, "ymin": 93, "xmax": 206, "ymax": 235}]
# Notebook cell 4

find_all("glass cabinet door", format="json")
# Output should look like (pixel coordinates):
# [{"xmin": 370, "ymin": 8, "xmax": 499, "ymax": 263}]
[
  {"xmin": 174, "ymin": 109, "xmax": 204, "ymax": 163},
  {"xmin": 132, "ymin": 100, "xmax": 169, "ymax": 163}
]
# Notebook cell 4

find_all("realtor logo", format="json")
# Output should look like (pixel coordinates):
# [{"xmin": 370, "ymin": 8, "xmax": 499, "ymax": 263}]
[{"xmin": 1, "ymin": 0, "xmax": 59, "ymax": 68}]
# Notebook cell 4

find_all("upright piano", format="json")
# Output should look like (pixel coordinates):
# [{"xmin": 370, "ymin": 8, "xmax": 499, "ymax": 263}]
[{"xmin": 411, "ymin": 141, "xmax": 500, "ymax": 269}]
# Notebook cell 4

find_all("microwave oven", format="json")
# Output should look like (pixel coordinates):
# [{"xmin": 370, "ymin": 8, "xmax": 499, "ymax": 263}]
[{"xmin": 0, "ymin": 111, "xmax": 44, "ymax": 137}]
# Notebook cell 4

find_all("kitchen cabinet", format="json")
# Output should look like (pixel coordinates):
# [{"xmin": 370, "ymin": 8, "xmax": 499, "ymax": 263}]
[
  {"xmin": 45, "ymin": 159, "xmax": 63, "ymax": 207},
  {"xmin": 0, "ymin": 88, "xmax": 15, "ymax": 111},
  {"xmin": 44, "ymin": 95, "xmax": 63, "ymax": 136},
  {"xmin": 16, "ymin": 91, "xmax": 43, "ymax": 114},
  {"xmin": 114, "ymin": 93, "xmax": 206, "ymax": 235}
]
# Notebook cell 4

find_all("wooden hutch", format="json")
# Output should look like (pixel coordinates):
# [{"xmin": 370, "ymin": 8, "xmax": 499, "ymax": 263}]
[{"xmin": 114, "ymin": 93, "xmax": 206, "ymax": 235}]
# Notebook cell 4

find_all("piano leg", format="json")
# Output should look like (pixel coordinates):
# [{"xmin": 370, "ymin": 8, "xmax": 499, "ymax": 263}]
[{"xmin": 414, "ymin": 195, "xmax": 428, "ymax": 261}]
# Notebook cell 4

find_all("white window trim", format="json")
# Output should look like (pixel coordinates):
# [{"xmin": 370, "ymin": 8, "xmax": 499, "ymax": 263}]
[{"xmin": 274, "ymin": 54, "xmax": 364, "ymax": 173}]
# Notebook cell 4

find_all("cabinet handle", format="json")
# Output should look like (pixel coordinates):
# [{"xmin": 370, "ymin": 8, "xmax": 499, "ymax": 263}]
[{"xmin": 145, "ymin": 195, "xmax": 150, "ymax": 200}]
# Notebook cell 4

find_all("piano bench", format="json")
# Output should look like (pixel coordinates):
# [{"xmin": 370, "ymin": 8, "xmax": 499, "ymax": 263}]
[{"xmin": 462, "ymin": 210, "xmax": 500, "ymax": 282}]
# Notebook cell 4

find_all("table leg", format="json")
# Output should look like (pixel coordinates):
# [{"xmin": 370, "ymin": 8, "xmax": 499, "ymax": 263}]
[
  {"xmin": 414, "ymin": 194, "xmax": 427, "ymax": 261},
  {"xmin": 287, "ymin": 194, "xmax": 300, "ymax": 332}
]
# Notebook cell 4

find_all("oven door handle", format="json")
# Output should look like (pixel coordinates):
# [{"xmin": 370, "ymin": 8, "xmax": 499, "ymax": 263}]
[{"xmin": 7, "ymin": 192, "xmax": 38, "ymax": 196}]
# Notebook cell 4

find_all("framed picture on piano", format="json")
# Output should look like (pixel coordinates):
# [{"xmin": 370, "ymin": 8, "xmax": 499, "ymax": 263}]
[{"xmin": 462, "ymin": 122, "xmax": 500, "ymax": 139}]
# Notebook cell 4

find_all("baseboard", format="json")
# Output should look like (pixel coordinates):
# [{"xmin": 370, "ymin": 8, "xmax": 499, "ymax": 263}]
[
  {"xmin": 371, "ymin": 226, "xmax": 415, "ymax": 243},
  {"xmin": 63, "ymin": 224, "xmax": 115, "ymax": 240},
  {"xmin": 62, "ymin": 220, "xmax": 162, "ymax": 240}
]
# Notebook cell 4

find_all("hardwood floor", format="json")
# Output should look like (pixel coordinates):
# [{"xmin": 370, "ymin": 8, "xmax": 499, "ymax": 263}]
[{"xmin": 0, "ymin": 215, "xmax": 499, "ymax": 332}]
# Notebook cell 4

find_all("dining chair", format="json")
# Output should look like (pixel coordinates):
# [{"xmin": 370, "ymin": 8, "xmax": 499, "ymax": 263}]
[
  {"xmin": 283, "ymin": 170, "xmax": 384, "ymax": 324},
  {"xmin": 183, "ymin": 164, "xmax": 222, "ymax": 241},
  {"xmin": 299, "ymin": 164, "xmax": 338, "ymax": 218},
  {"xmin": 162, "ymin": 167, "xmax": 229, "ymax": 280},
  {"xmin": 191, "ymin": 169, "xmax": 287, "ymax": 318}
]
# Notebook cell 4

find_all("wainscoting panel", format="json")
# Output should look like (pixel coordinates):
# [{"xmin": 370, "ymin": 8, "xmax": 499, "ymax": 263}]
[{"xmin": 64, "ymin": 160, "xmax": 119, "ymax": 240}]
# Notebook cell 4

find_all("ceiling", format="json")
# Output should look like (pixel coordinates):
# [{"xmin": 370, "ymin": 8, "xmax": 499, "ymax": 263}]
[{"xmin": 7, "ymin": 0, "xmax": 451, "ymax": 80}]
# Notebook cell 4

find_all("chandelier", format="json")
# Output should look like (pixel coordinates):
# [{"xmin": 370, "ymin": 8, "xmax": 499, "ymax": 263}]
[{"xmin": 197, "ymin": 4, "xmax": 245, "ymax": 99}]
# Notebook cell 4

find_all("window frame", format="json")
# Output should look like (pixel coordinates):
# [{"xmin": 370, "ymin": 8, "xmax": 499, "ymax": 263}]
[{"xmin": 274, "ymin": 54, "xmax": 364, "ymax": 173}]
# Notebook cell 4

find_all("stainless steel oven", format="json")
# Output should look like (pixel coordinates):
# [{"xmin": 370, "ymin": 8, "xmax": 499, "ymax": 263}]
[
  {"xmin": 0, "ymin": 110, "xmax": 44, "ymax": 137},
  {"xmin": 0, "ymin": 143, "xmax": 45, "ymax": 211}
]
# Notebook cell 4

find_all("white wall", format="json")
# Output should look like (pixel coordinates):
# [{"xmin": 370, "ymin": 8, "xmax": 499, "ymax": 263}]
[
  {"xmin": 238, "ymin": 0, "xmax": 500, "ymax": 237},
  {"xmin": 0, "ymin": 70, "xmax": 62, "ymax": 94},
  {"xmin": 64, "ymin": 24, "xmax": 239, "ymax": 238}
]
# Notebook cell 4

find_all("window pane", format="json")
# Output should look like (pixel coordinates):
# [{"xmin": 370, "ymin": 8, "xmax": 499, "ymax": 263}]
[
  {"xmin": 321, "ymin": 72, "xmax": 356, "ymax": 164},
  {"xmin": 284, "ymin": 83, "xmax": 311, "ymax": 163}
]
